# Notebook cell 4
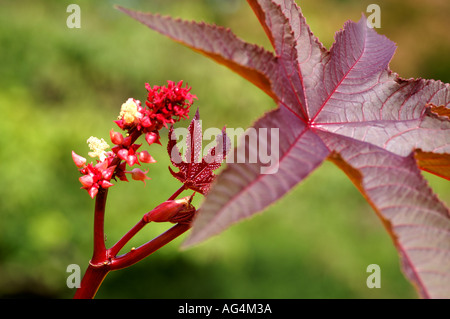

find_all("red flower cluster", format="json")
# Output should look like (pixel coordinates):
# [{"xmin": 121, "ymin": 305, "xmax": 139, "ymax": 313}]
[
  {"xmin": 145, "ymin": 80, "xmax": 196, "ymax": 129},
  {"xmin": 114, "ymin": 81, "xmax": 196, "ymax": 144},
  {"xmin": 72, "ymin": 81, "xmax": 196, "ymax": 198},
  {"xmin": 72, "ymin": 148, "xmax": 118, "ymax": 198},
  {"xmin": 76, "ymin": 154, "xmax": 116, "ymax": 198}
]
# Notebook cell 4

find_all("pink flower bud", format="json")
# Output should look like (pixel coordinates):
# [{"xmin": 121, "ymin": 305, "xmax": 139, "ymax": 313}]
[
  {"xmin": 110, "ymin": 129, "xmax": 124, "ymax": 145},
  {"xmin": 139, "ymin": 150, "xmax": 156, "ymax": 163},
  {"xmin": 127, "ymin": 154, "xmax": 139, "ymax": 167},
  {"xmin": 88, "ymin": 185, "xmax": 99, "ymax": 199},
  {"xmin": 79, "ymin": 174, "xmax": 94, "ymax": 188},
  {"xmin": 122, "ymin": 136, "xmax": 132, "ymax": 147},
  {"xmin": 94, "ymin": 160, "xmax": 109, "ymax": 172},
  {"xmin": 145, "ymin": 132, "xmax": 159, "ymax": 145},
  {"xmin": 72, "ymin": 151, "xmax": 86, "ymax": 168},
  {"xmin": 128, "ymin": 168, "xmax": 151, "ymax": 184},
  {"xmin": 140, "ymin": 116, "xmax": 152, "ymax": 128},
  {"xmin": 117, "ymin": 144, "xmax": 141, "ymax": 167},
  {"xmin": 114, "ymin": 119, "xmax": 125, "ymax": 130},
  {"xmin": 99, "ymin": 180, "xmax": 114, "ymax": 189},
  {"xmin": 102, "ymin": 165, "xmax": 116, "ymax": 180},
  {"xmin": 117, "ymin": 148, "xmax": 129, "ymax": 162}
]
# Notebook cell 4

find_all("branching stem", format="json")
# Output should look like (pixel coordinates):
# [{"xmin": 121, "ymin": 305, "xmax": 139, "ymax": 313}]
[{"xmin": 73, "ymin": 185, "xmax": 192, "ymax": 299}]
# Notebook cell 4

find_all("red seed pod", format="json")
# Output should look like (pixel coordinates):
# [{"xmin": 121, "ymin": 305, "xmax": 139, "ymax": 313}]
[{"xmin": 140, "ymin": 116, "xmax": 152, "ymax": 128}]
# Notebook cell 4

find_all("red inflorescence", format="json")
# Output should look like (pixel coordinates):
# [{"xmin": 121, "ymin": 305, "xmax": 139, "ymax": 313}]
[
  {"xmin": 145, "ymin": 80, "xmax": 196, "ymax": 130},
  {"xmin": 114, "ymin": 81, "xmax": 196, "ymax": 145},
  {"xmin": 73, "ymin": 81, "xmax": 196, "ymax": 198}
]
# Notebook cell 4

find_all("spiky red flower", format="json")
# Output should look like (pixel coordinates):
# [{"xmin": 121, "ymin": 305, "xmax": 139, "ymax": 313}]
[
  {"xmin": 114, "ymin": 143, "xmax": 141, "ymax": 167},
  {"xmin": 145, "ymin": 80, "xmax": 196, "ymax": 129}
]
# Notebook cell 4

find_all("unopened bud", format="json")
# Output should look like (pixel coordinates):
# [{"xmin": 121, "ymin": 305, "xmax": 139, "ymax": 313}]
[
  {"xmin": 145, "ymin": 132, "xmax": 159, "ymax": 145},
  {"xmin": 79, "ymin": 174, "xmax": 94, "ymax": 188},
  {"xmin": 101, "ymin": 165, "xmax": 116, "ymax": 180},
  {"xmin": 117, "ymin": 148, "xmax": 129, "ymax": 162},
  {"xmin": 110, "ymin": 129, "xmax": 124, "ymax": 145},
  {"xmin": 98, "ymin": 180, "xmax": 114, "ymax": 189},
  {"xmin": 143, "ymin": 197, "xmax": 192, "ymax": 223},
  {"xmin": 139, "ymin": 150, "xmax": 156, "ymax": 163},
  {"xmin": 128, "ymin": 168, "xmax": 151, "ymax": 184},
  {"xmin": 122, "ymin": 135, "xmax": 132, "ymax": 147},
  {"xmin": 72, "ymin": 151, "xmax": 86, "ymax": 168},
  {"xmin": 88, "ymin": 185, "xmax": 99, "ymax": 199}
]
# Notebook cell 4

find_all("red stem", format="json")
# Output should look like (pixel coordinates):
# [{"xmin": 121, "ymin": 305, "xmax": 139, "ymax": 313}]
[
  {"xmin": 168, "ymin": 185, "xmax": 186, "ymax": 200},
  {"xmin": 110, "ymin": 223, "xmax": 191, "ymax": 270},
  {"xmin": 91, "ymin": 188, "xmax": 108, "ymax": 265},
  {"xmin": 74, "ymin": 223, "xmax": 190, "ymax": 298},
  {"xmin": 74, "ymin": 188, "xmax": 109, "ymax": 299},
  {"xmin": 74, "ymin": 186, "xmax": 192, "ymax": 298},
  {"xmin": 73, "ymin": 264, "xmax": 109, "ymax": 299},
  {"xmin": 108, "ymin": 185, "xmax": 187, "ymax": 257},
  {"xmin": 108, "ymin": 218, "xmax": 147, "ymax": 258}
]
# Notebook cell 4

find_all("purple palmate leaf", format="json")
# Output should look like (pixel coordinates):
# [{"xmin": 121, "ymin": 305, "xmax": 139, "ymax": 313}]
[
  {"xmin": 321, "ymin": 131, "xmax": 450, "ymax": 298},
  {"xmin": 186, "ymin": 106, "xmax": 329, "ymax": 243},
  {"xmin": 118, "ymin": 0, "xmax": 450, "ymax": 298}
]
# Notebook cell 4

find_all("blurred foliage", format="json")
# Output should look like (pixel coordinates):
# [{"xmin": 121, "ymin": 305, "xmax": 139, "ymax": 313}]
[{"xmin": 0, "ymin": 0, "xmax": 448, "ymax": 299}]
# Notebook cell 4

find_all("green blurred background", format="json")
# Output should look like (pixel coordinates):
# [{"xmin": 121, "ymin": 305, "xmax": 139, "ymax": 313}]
[{"xmin": 1, "ymin": 0, "xmax": 449, "ymax": 299}]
